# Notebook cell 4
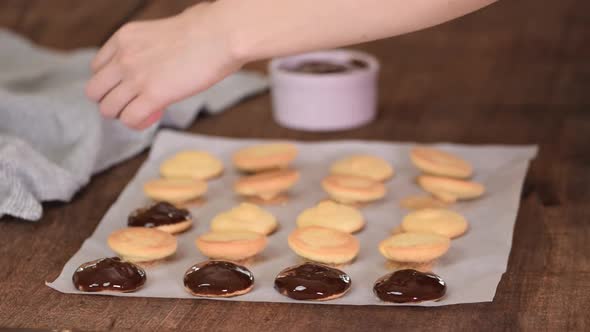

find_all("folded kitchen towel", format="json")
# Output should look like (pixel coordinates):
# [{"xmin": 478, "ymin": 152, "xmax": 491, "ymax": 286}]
[{"xmin": 0, "ymin": 30, "xmax": 268, "ymax": 221}]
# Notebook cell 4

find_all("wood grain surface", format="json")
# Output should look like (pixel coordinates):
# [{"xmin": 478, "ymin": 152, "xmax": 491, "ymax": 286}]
[{"xmin": 0, "ymin": 0, "xmax": 589, "ymax": 331}]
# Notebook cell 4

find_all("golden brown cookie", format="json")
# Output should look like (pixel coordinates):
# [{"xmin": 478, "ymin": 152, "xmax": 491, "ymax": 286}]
[
  {"xmin": 246, "ymin": 195, "xmax": 290, "ymax": 206},
  {"xmin": 296, "ymin": 201, "xmax": 365, "ymax": 233},
  {"xmin": 431, "ymin": 191, "xmax": 458, "ymax": 204},
  {"xmin": 378, "ymin": 232, "xmax": 451, "ymax": 263},
  {"xmin": 160, "ymin": 150, "xmax": 224, "ymax": 180},
  {"xmin": 107, "ymin": 227, "xmax": 178, "ymax": 263},
  {"xmin": 156, "ymin": 220, "xmax": 192, "ymax": 234},
  {"xmin": 195, "ymin": 231, "xmax": 268, "ymax": 261},
  {"xmin": 410, "ymin": 146, "xmax": 473, "ymax": 179},
  {"xmin": 234, "ymin": 169, "xmax": 299, "ymax": 201},
  {"xmin": 384, "ymin": 260, "xmax": 434, "ymax": 273},
  {"xmin": 330, "ymin": 154, "xmax": 394, "ymax": 182},
  {"xmin": 390, "ymin": 224, "xmax": 405, "ymax": 235},
  {"xmin": 210, "ymin": 203, "xmax": 278, "ymax": 235},
  {"xmin": 399, "ymin": 195, "xmax": 449, "ymax": 210},
  {"xmin": 417, "ymin": 175, "xmax": 485, "ymax": 202},
  {"xmin": 174, "ymin": 197, "xmax": 207, "ymax": 209},
  {"xmin": 233, "ymin": 143, "xmax": 298, "ymax": 172},
  {"xmin": 143, "ymin": 178, "xmax": 207, "ymax": 204},
  {"xmin": 321, "ymin": 174, "xmax": 386, "ymax": 204},
  {"xmin": 401, "ymin": 208, "xmax": 468, "ymax": 238},
  {"xmin": 288, "ymin": 226, "xmax": 360, "ymax": 265}
]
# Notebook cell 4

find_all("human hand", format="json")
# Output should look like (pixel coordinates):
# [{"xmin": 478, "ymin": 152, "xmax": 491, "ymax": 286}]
[{"xmin": 86, "ymin": 3, "xmax": 244, "ymax": 129}]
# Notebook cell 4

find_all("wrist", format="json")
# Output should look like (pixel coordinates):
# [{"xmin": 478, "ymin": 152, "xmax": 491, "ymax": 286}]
[
  {"xmin": 178, "ymin": 2, "xmax": 252, "ymax": 67},
  {"xmin": 206, "ymin": 0, "xmax": 259, "ymax": 64}
]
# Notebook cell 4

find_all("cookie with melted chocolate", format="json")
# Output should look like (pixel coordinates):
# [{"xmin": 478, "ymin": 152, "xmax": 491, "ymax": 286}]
[
  {"xmin": 72, "ymin": 257, "xmax": 146, "ymax": 293},
  {"xmin": 274, "ymin": 263, "xmax": 351, "ymax": 301},
  {"xmin": 128, "ymin": 202, "xmax": 192, "ymax": 234},
  {"xmin": 183, "ymin": 260, "xmax": 254, "ymax": 298},
  {"xmin": 373, "ymin": 269, "xmax": 446, "ymax": 303}
]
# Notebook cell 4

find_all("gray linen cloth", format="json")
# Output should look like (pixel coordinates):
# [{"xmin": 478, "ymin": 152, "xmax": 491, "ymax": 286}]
[{"xmin": 0, "ymin": 30, "xmax": 268, "ymax": 221}]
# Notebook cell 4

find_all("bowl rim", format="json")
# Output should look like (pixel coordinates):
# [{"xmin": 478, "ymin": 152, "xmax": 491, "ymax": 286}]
[{"xmin": 269, "ymin": 49, "xmax": 380, "ymax": 79}]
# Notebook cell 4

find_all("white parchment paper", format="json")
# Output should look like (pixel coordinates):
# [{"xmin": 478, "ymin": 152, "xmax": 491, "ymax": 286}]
[{"xmin": 47, "ymin": 130, "xmax": 537, "ymax": 306}]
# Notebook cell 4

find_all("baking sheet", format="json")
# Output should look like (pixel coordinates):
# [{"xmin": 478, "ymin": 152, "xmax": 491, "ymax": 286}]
[{"xmin": 47, "ymin": 130, "xmax": 537, "ymax": 306}]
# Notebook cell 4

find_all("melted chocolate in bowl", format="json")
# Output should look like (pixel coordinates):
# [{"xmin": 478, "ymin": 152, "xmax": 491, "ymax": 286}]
[
  {"xmin": 274, "ymin": 263, "xmax": 351, "ymax": 301},
  {"xmin": 72, "ymin": 257, "xmax": 146, "ymax": 292},
  {"xmin": 183, "ymin": 261, "xmax": 254, "ymax": 297},
  {"xmin": 349, "ymin": 58, "xmax": 368, "ymax": 69},
  {"xmin": 284, "ymin": 59, "xmax": 368, "ymax": 74},
  {"xmin": 373, "ymin": 269, "xmax": 446, "ymax": 303},
  {"xmin": 128, "ymin": 202, "xmax": 190, "ymax": 228}
]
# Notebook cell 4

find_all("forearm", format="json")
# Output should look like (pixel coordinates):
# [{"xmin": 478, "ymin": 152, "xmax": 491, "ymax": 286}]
[
  {"xmin": 206, "ymin": 0, "xmax": 497, "ymax": 62},
  {"xmin": 88, "ymin": 0, "xmax": 498, "ymax": 129}
]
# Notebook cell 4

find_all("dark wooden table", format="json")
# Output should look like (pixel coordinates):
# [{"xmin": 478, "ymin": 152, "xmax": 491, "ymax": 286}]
[{"xmin": 1, "ymin": 0, "xmax": 589, "ymax": 330}]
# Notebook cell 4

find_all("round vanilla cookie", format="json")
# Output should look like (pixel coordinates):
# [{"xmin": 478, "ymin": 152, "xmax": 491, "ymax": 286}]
[
  {"xmin": 321, "ymin": 174, "xmax": 386, "ymax": 204},
  {"xmin": 143, "ymin": 178, "xmax": 207, "ymax": 204},
  {"xmin": 401, "ymin": 208, "xmax": 468, "ymax": 238},
  {"xmin": 296, "ymin": 201, "xmax": 365, "ymax": 233},
  {"xmin": 390, "ymin": 224, "xmax": 404, "ymax": 235},
  {"xmin": 288, "ymin": 226, "xmax": 360, "ymax": 265},
  {"xmin": 108, "ymin": 227, "xmax": 178, "ymax": 263},
  {"xmin": 399, "ymin": 195, "xmax": 449, "ymax": 210},
  {"xmin": 210, "ymin": 203, "xmax": 278, "ymax": 235},
  {"xmin": 234, "ymin": 169, "xmax": 299, "ymax": 200},
  {"xmin": 410, "ymin": 147, "xmax": 473, "ymax": 179},
  {"xmin": 330, "ymin": 154, "xmax": 394, "ymax": 182},
  {"xmin": 378, "ymin": 232, "xmax": 451, "ymax": 263},
  {"xmin": 233, "ymin": 143, "xmax": 298, "ymax": 172},
  {"xmin": 160, "ymin": 150, "xmax": 224, "ymax": 180},
  {"xmin": 195, "ymin": 231, "xmax": 268, "ymax": 261},
  {"xmin": 417, "ymin": 175, "xmax": 485, "ymax": 202},
  {"xmin": 431, "ymin": 191, "xmax": 458, "ymax": 204}
]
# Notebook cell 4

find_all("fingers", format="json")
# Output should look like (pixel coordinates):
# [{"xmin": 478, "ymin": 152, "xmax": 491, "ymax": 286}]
[
  {"xmin": 96, "ymin": 79, "xmax": 164, "ymax": 130},
  {"xmin": 137, "ymin": 110, "xmax": 164, "ymax": 130},
  {"xmin": 119, "ymin": 95, "xmax": 166, "ymax": 130},
  {"xmin": 98, "ymin": 81, "xmax": 139, "ymax": 119},
  {"xmin": 91, "ymin": 36, "xmax": 117, "ymax": 73},
  {"xmin": 85, "ymin": 63, "xmax": 122, "ymax": 102},
  {"xmin": 88, "ymin": 22, "xmax": 168, "ymax": 130}
]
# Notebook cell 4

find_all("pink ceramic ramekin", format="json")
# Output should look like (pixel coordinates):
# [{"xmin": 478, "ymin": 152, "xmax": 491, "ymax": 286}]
[{"xmin": 269, "ymin": 49, "xmax": 380, "ymax": 131}]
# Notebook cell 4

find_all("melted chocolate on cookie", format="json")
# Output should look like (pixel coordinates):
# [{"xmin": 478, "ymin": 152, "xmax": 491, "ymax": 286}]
[
  {"xmin": 373, "ymin": 269, "xmax": 446, "ymax": 303},
  {"xmin": 274, "ymin": 263, "xmax": 351, "ymax": 301},
  {"xmin": 72, "ymin": 257, "xmax": 146, "ymax": 292},
  {"xmin": 128, "ymin": 202, "xmax": 190, "ymax": 228},
  {"xmin": 183, "ymin": 261, "xmax": 254, "ymax": 297}
]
